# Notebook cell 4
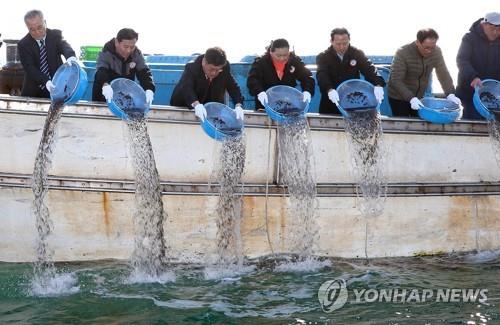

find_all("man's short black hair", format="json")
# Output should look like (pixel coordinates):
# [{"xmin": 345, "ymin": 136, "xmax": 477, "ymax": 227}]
[
  {"xmin": 116, "ymin": 28, "xmax": 139, "ymax": 42},
  {"xmin": 204, "ymin": 47, "xmax": 227, "ymax": 66},
  {"xmin": 330, "ymin": 27, "xmax": 350, "ymax": 40},
  {"xmin": 416, "ymin": 28, "xmax": 439, "ymax": 43}
]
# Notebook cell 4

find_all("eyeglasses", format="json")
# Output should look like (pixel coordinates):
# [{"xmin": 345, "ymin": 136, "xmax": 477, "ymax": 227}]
[
  {"xmin": 421, "ymin": 45, "xmax": 436, "ymax": 51},
  {"xmin": 486, "ymin": 23, "xmax": 500, "ymax": 30}
]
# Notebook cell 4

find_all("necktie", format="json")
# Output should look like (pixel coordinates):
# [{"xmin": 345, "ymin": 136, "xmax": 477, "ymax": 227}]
[{"xmin": 39, "ymin": 39, "xmax": 50, "ymax": 78}]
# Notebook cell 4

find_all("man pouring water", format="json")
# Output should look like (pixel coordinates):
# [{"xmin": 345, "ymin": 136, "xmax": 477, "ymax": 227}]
[
  {"xmin": 17, "ymin": 10, "xmax": 77, "ymax": 98},
  {"xmin": 316, "ymin": 28, "xmax": 386, "ymax": 115},
  {"xmin": 388, "ymin": 28, "xmax": 461, "ymax": 118},
  {"xmin": 170, "ymin": 47, "xmax": 245, "ymax": 122},
  {"xmin": 92, "ymin": 28, "xmax": 155, "ymax": 106}
]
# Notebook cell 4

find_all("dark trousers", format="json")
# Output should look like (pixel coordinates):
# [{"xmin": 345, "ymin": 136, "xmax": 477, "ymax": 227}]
[{"xmin": 389, "ymin": 97, "xmax": 419, "ymax": 118}]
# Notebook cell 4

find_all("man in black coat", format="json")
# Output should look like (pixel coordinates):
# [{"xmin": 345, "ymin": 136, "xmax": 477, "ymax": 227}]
[
  {"xmin": 92, "ymin": 28, "xmax": 155, "ymax": 105},
  {"xmin": 247, "ymin": 38, "xmax": 315, "ymax": 111},
  {"xmin": 457, "ymin": 12, "xmax": 500, "ymax": 120},
  {"xmin": 170, "ymin": 47, "xmax": 244, "ymax": 121},
  {"xmin": 316, "ymin": 28, "xmax": 385, "ymax": 115},
  {"xmin": 17, "ymin": 10, "xmax": 77, "ymax": 98}
]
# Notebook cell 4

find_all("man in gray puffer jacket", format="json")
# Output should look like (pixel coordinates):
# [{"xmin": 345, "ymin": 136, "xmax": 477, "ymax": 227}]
[
  {"xmin": 388, "ymin": 28, "xmax": 460, "ymax": 118},
  {"xmin": 92, "ymin": 28, "xmax": 155, "ymax": 105}
]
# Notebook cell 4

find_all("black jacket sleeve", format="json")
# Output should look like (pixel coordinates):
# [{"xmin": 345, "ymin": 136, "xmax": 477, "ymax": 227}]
[
  {"xmin": 18, "ymin": 39, "xmax": 50, "ymax": 88},
  {"xmin": 225, "ymin": 66, "xmax": 244, "ymax": 105},
  {"xmin": 137, "ymin": 67, "xmax": 156, "ymax": 92},
  {"xmin": 247, "ymin": 58, "xmax": 264, "ymax": 96},
  {"xmin": 292, "ymin": 55, "xmax": 315, "ymax": 95},
  {"xmin": 54, "ymin": 29, "xmax": 76, "ymax": 60},
  {"xmin": 316, "ymin": 52, "xmax": 334, "ymax": 93},
  {"xmin": 179, "ymin": 64, "xmax": 201, "ymax": 107},
  {"xmin": 92, "ymin": 68, "xmax": 108, "ymax": 102},
  {"xmin": 356, "ymin": 49, "xmax": 386, "ymax": 87}
]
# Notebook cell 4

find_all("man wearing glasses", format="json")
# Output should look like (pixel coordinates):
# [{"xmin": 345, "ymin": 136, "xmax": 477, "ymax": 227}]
[
  {"xmin": 387, "ymin": 28, "xmax": 461, "ymax": 118},
  {"xmin": 457, "ymin": 12, "xmax": 500, "ymax": 120},
  {"xmin": 170, "ymin": 47, "xmax": 244, "ymax": 122}
]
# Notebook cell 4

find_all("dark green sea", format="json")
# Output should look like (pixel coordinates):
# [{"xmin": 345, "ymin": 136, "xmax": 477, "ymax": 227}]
[{"xmin": 0, "ymin": 252, "xmax": 499, "ymax": 324}]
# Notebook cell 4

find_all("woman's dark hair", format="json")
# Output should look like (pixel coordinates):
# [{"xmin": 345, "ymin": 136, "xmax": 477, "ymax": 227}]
[
  {"xmin": 116, "ymin": 28, "xmax": 139, "ymax": 42},
  {"xmin": 330, "ymin": 28, "xmax": 350, "ymax": 40},
  {"xmin": 266, "ymin": 38, "xmax": 289, "ymax": 53},
  {"xmin": 204, "ymin": 47, "xmax": 227, "ymax": 66},
  {"xmin": 416, "ymin": 28, "xmax": 439, "ymax": 42}
]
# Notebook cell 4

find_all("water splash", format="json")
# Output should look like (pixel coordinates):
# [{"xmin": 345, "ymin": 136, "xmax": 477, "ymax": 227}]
[
  {"xmin": 274, "ymin": 257, "xmax": 331, "ymax": 273},
  {"xmin": 487, "ymin": 115, "xmax": 500, "ymax": 166},
  {"xmin": 211, "ymin": 136, "xmax": 246, "ymax": 268},
  {"xmin": 203, "ymin": 264, "xmax": 255, "ymax": 281},
  {"xmin": 344, "ymin": 109, "xmax": 387, "ymax": 217},
  {"xmin": 31, "ymin": 102, "xmax": 64, "ymax": 293},
  {"xmin": 30, "ymin": 272, "xmax": 79, "ymax": 296},
  {"xmin": 277, "ymin": 118, "xmax": 318, "ymax": 259},
  {"xmin": 125, "ymin": 116, "xmax": 170, "ymax": 281}
]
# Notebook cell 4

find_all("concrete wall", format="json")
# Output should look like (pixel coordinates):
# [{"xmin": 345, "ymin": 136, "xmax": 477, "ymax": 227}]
[
  {"xmin": 1, "ymin": 188, "xmax": 499, "ymax": 262},
  {"xmin": 1, "ymin": 96, "xmax": 499, "ymax": 262}
]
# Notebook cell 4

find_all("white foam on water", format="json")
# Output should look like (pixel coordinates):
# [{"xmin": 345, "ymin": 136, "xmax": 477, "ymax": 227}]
[
  {"xmin": 209, "ymin": 300, "xmax": 260, "ymax": 318},
  {"xmin": 285, "ymin": 287, "xmax": 314, "ymax": 299},
  {"xmin": 274, "ymin": 257, "xmax": 332, "ymax": 273},
  {"xmin": 152, "ymin": 298, "xmax": 206, "ymax": 309},
  {"xmin": 30, "ymin": 272, "xmax": 79, "ymax": 297},
  {"xmin": 210, "ymin": 299, "xmax": 314, "ymax": 319},
  {"xmin": 203, "ymin": 264, "xmax": 256, "ymax": 281},
  {"xmin": 126, "ymin": 269, "xmax": 176, "ymax": 284},
  {"xmin": 463, "ymin": 250, "xmax": 500, "ymax": 264}
]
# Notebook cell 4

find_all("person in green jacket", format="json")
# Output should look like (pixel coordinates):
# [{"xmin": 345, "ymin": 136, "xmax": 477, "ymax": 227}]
[{"xmin": 387, "ymin": 28, "xmax": 461, "ymax": 117}]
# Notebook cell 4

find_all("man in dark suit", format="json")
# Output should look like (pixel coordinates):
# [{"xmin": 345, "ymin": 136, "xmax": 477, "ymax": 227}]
[
  {"xmin": 170, "ymin": 47, "xmax": 244, "ymax": 121},
  {"xmin": 17, "ymin": 9, "xmax": 77, "ymax": 98},
  {"xmin": 316, "ymin": 28, "xmax": 386, "ymax": 115}
]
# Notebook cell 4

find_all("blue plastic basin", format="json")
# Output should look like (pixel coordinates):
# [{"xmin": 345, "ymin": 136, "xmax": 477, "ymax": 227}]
[
  {"xmin": 108, "ymin": 78, "xmax": 149, "ymax": 120},
  {"xmin": 418, "ymin": 97, "xmax": 461, "ymax": 124},
  {"xmin": 50, "ymin": 61, "xmax": 88, "ymax": 105},
  {"xmin": 473, "ymin": 79, "xmax": 500, "ymax": 120},
  {"xmin": 336, "ymin": 79, "xmax": 379, "ymax": 118},
  {"xmin": 201, "ymin": 102, "xmax": 244, "ymax": 141},
  {"xmin": 264, "ymin": 85, "xmax": 309, "ymax": 123}
]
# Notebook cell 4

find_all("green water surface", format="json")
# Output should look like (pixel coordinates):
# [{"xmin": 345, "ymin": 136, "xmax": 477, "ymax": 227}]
[{"xmin": 0, "ymin": 252, "xmax": 499, "ymax": 324}]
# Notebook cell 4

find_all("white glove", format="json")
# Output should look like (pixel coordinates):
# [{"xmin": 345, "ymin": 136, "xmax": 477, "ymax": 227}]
[
  {"xmin": 234, "ymin": 104, "xmax": 244, "ymax": 120},
  {"xmin": 446, "ymin": 94, "xmax": 462, "ymax": 106},
  {"xmin": 302, "ymin": 91, "xmax": 311, "ymax": 103},
  {"xmin": 257, "ymin": 91, "xmax": 268, "ymax": 106},
  {"xmin": 102, "ymin": 84, "xmax": 113, "ymax": 103},
  {"xmin": 65, "ymin": 56, "xmax": 78, "ymax": 66},
  {"xmin": 45, "ymin": 80, "xmax": 55, "ymax": 93},
  {"xmin": 194, "ymin": 103, "xmax": 207, "ymax": 122},
  {"xmin": 328, "ymin": 89, "xmax": 339, "ymax": 105},
  {"xmin": 145, "ymin": 89, "xmax": 154, "ymax": 106},
  {"xmin": 374, "ymin": 86, "xmax": 384, "ymax": 103},
  {"xmin": 410, "ymin": 97, "xmax": 424, "ymax": 110}
]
